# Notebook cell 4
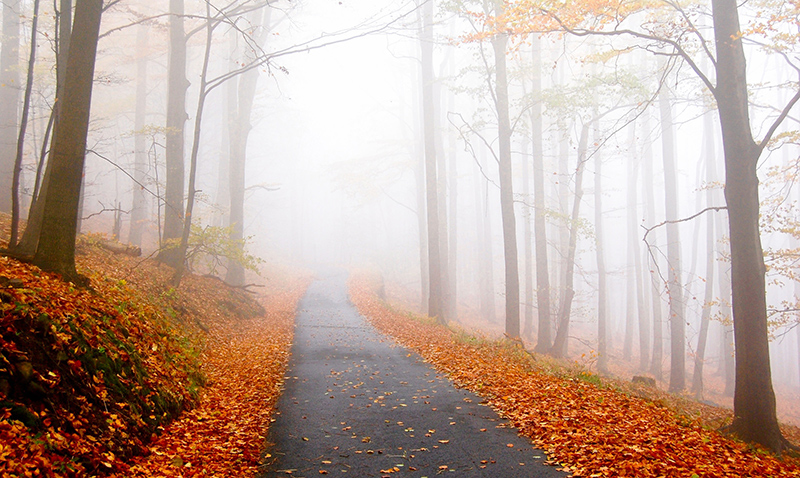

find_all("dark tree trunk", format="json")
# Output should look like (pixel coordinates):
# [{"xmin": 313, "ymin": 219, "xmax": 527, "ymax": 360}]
[
  {"xmin": 712, "ymin": 0, "xmax": 783, "ymax": 451},
  {"xmin": 659, "ymin": 82, "xmax": 686, "ymax": 393},
  {"xmin": 32, "ymin": 0, "xmax": 102, "ymax": 284},
  {"xmin": 128, "ymin": 23, "xmax": 148, "ymax": 247},
  {"xmin": 162, "ymin": 0, "xmax": 188, "ymax": 256},
  {"xmin": 551, "ymin": 123, "xmax": 588, "ymax": 358},
  {"xmin": 0, "ymin": 0, "xmax": 20, "ymax": 214},
  {"xmin": 15, "ymin": 0, "xmax": 71, "ymax": 256},
  {"xmin": 493, "ymin": 2, "xmax": 520, "ymax": 338},
  {"xmin": 420, "ymin": 0, "xmax": 444, "ymax": 322}
]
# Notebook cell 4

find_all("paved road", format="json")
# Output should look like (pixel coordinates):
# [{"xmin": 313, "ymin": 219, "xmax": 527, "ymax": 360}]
[{"xmin": 262, "ymin": 270, "xmax": 566, "ymax": 477}]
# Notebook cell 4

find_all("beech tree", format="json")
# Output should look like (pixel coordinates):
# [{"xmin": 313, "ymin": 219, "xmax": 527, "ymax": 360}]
[
  {"xmin": 32, "ymin": 0, "xmax": 103, "ymax": 284},
  {"xmin": 501, "ymin": 0, "xmax": 800, "ymax": 453},
  {"xmin": 419, "ymin": 0, "xmax": 445, "ymax": 322}
]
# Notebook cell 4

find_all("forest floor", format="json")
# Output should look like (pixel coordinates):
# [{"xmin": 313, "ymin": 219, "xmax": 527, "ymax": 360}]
[
  {"xmin": 349, "ymin": 272, "xmax": 800, "ymax": 477},
  {"xmin": 0, "ymin": 215, "xmax": 309, "ymax": 477}
]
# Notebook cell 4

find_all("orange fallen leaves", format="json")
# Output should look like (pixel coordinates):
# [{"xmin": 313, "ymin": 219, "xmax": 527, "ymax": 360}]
[
  {"xmin": 349, "ymin": 274, "xmax": 800, "ymax": 477},
  {"xmin": 112, "ymin": 274, "xmax": 308, "ymax": 477},
  {"xmin": 0, "ymin": 232, "xmax": 308, "ymax": 477}
]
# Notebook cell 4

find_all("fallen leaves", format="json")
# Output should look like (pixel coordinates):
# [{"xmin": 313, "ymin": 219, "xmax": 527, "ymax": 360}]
[
  {"xmin": 0, "ymin": 230, "xmax": 308, "ymax": 477},
  {"xmin": 349, "ymin": 274, "xmax": 800, "ymax": 477},
  {"xmin": 113, "ymin": 271, "xmax": 309, "ymax": 477}
]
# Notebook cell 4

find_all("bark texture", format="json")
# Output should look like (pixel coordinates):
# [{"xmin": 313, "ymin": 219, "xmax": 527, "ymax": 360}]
[{"xmin": 32, "ymin": 0, "xmax": 102, "ymax": 283}]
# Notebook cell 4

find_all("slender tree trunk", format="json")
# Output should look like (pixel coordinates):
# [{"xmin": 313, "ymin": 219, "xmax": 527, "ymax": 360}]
[
  {"xmin": 474, "ymin": 149, "xmax": 496, "ymax": 322},
  {"xmin": 32, "ymin": 0, "xmax": 102, "ymax": 284},
  {"xmin": 163, "ymin": 0, "xmax": 188, "ymax": 257},
  {"xmin": 128, "ymin": 23, "xmax": 148, "ymax": 247},
  {"xmin": 594, "ymin": 131, "xmax": 608, "ymax": 372},
  {"xmin": 718, "ymin": 255, "xmax": 735, "ymax": 396},
  {"xmin": 493, "ymin": 1, "xmax": 520, "ymax": 338},
  {"xmin": 659, "ymin": 83, "xmax": 686, "ymax": 392},
  {"xmin": 531, "ymin": 36, "xmax": 551, "ymax": 351},
  {"xmin": 447, "ymin": 88, "xmax": 458, "ymax": 321},
  {"xmin": 416, "ymin": 134, "xmax": 429, "ymax": 311},
  {"xmin": 10, "ymin": 0, "xmax": 40, "ymax": 247},
  {"xmin": 447, "ymin": 138, "xmax": 458, "ymax": 320},
  {"xmin": 627, "ymin": 125, "xmax": 649, "ymax": 371},
  {"xmin": 623, "ymin": 135, "xmax": 636, "ymax": 362},
  {"xmin": 643, "ymin": 110, "xmax": 664, "ymax": 381},
  {"xmin": 521, "ymin": 138, "xmax": 534, "ymax": 340},
  {"xmin": 0, "ymin": 0, "xmax": 20, "ymax": 214},
  {"xmin": 420, "ymin": 0, "xmax": 444, "ymax": 321},
  {"xmin": 691, "ymin": 113, "xmax": 718, "ymax": 399},
  {"xmin": 172, "ymin": 3, "xmax": 214, "ymax": 286},
  {"xmin": 551, "ymin": 123, "xmax": 588, "ymax": 358},
  {"xmin": 712, "ymin": 0, "xmax": 783, "ymax": 451},
  {"xmin": 226, "ymin": 6, "xmax": 270, "ymax": 287}
]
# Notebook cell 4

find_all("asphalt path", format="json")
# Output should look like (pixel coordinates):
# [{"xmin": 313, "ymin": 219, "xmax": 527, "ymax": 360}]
[{"xmin": 262, "ymin": 270, "xmax": 566, "ymax": 477}]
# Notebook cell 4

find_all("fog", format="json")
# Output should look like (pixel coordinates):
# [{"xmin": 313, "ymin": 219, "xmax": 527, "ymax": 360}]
[{"xmin": 2, "ymin": 0, "xmax": 800, "ymax": 427}]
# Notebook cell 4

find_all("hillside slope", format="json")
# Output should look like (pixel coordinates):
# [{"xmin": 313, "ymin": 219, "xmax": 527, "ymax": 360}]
[{"xmin": 0, "ymin": 233, "xmax": 306, "ymax": 477}]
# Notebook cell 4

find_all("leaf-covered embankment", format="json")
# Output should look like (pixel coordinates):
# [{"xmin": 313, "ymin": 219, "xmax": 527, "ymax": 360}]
[
  {"xmin": 0, "ymin": 232, "xmax": 308, "ymax": 477},
  {"xmin": 349, "ymin": 273, "xmax": 800, "ymax": 477},
  {"xmin": 115, "ymin": 271, "xmax": 308, "ymax": 476}
]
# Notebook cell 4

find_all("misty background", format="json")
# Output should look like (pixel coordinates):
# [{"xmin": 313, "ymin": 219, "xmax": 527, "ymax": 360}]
[{"xmin": 2, "ymin": 0, "xmax": 799, "ymax": 428}]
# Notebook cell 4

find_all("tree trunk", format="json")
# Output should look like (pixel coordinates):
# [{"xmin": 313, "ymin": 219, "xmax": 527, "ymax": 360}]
[
  {"xmin": 171, "ymin": 3, "xmax": 214, "ymax": 286},
  {"xmin": 416, "ymin": 129, "xmax": 429, "ymax": 311},
  {"xmin": 493, "ymin": 1, "xmax": 520, "ymax": 338},
  {"xmin": 627, "ymin": 123, "xmax": 649, "ymax": 370},
  {"xmin": 32, "ymin": 0, "xmax": 102, "ymax": 284},
  {"xmin": 716, "ymin": 227, "xmax": 735, "ymax": 396},
  {"xmin": 475, "ymin": 149, "xmax": 496, "ymax": 323},
  {"xmin": 14, "ymin": 0, "xmax": 71, "ymax": 256},
  {"xmin": 712, "ymin": 0, "xmax": 783, "ymax": 451},
  {"xmin": 162, "ymin": 0, "xmax": 188, "ymax": 258},
  {"xmin": 643, "ymin": 109, "xmax": 664, "ymax": 381},
  {"xmin": 531, "ymin": 36, "xmax": 551, "ymax": 352},
  {"xmin": 691, "ymin": 113, "xmax": 718, "ymax": 399},
  {"xmin": 10, "ymin": 0, "xmax": 40, "ymax": 247},
  {"xmin": 594, "ymin": 129, "xmax": 608, "ymax": 372},
  {"xmin": 551, "ymin": 123, "xmax": 588, "ymax": 358},
  {"xmin": 225, "ymin": 6, "xmax": 270, "ymax": 287},
  {"xmin": 521, "ymin": 138, "xmax": 534, "ymax": 340},
  {"xmin": 447, "ymin": 87, "xmax": 458, "ymax": 321},
  {"xmin": 128, "ymin": 23, "xmax": 148, "ymax": 247},
  {"xmin": 420, "ymin": 0, "xmax": 444, "ymax": 322},
  {"xmin": 659, "ymin": 82, "xmax": 686, "ymax": 393},
  {"xmin": 0, "ymin": 0, "xmax": 20, "ymax": 214}
]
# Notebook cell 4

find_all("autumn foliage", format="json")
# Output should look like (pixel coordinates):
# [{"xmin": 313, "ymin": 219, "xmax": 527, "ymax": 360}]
[
  {"xmin": 349, "ymin": 274, "xmax": 800, "ymax": 477},
  {"xmin": 0, "ymin": 225, "xmax": 307, "ymax": 476}
]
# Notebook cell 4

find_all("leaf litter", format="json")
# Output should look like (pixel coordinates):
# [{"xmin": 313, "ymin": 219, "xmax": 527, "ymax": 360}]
[
  {"xmin": 0, "ymin": 227, "xmax": 308, "ymax": 477},
  {"xmin": 348, "ymin": 273, "xmax": 800, "ymax": 477}
]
